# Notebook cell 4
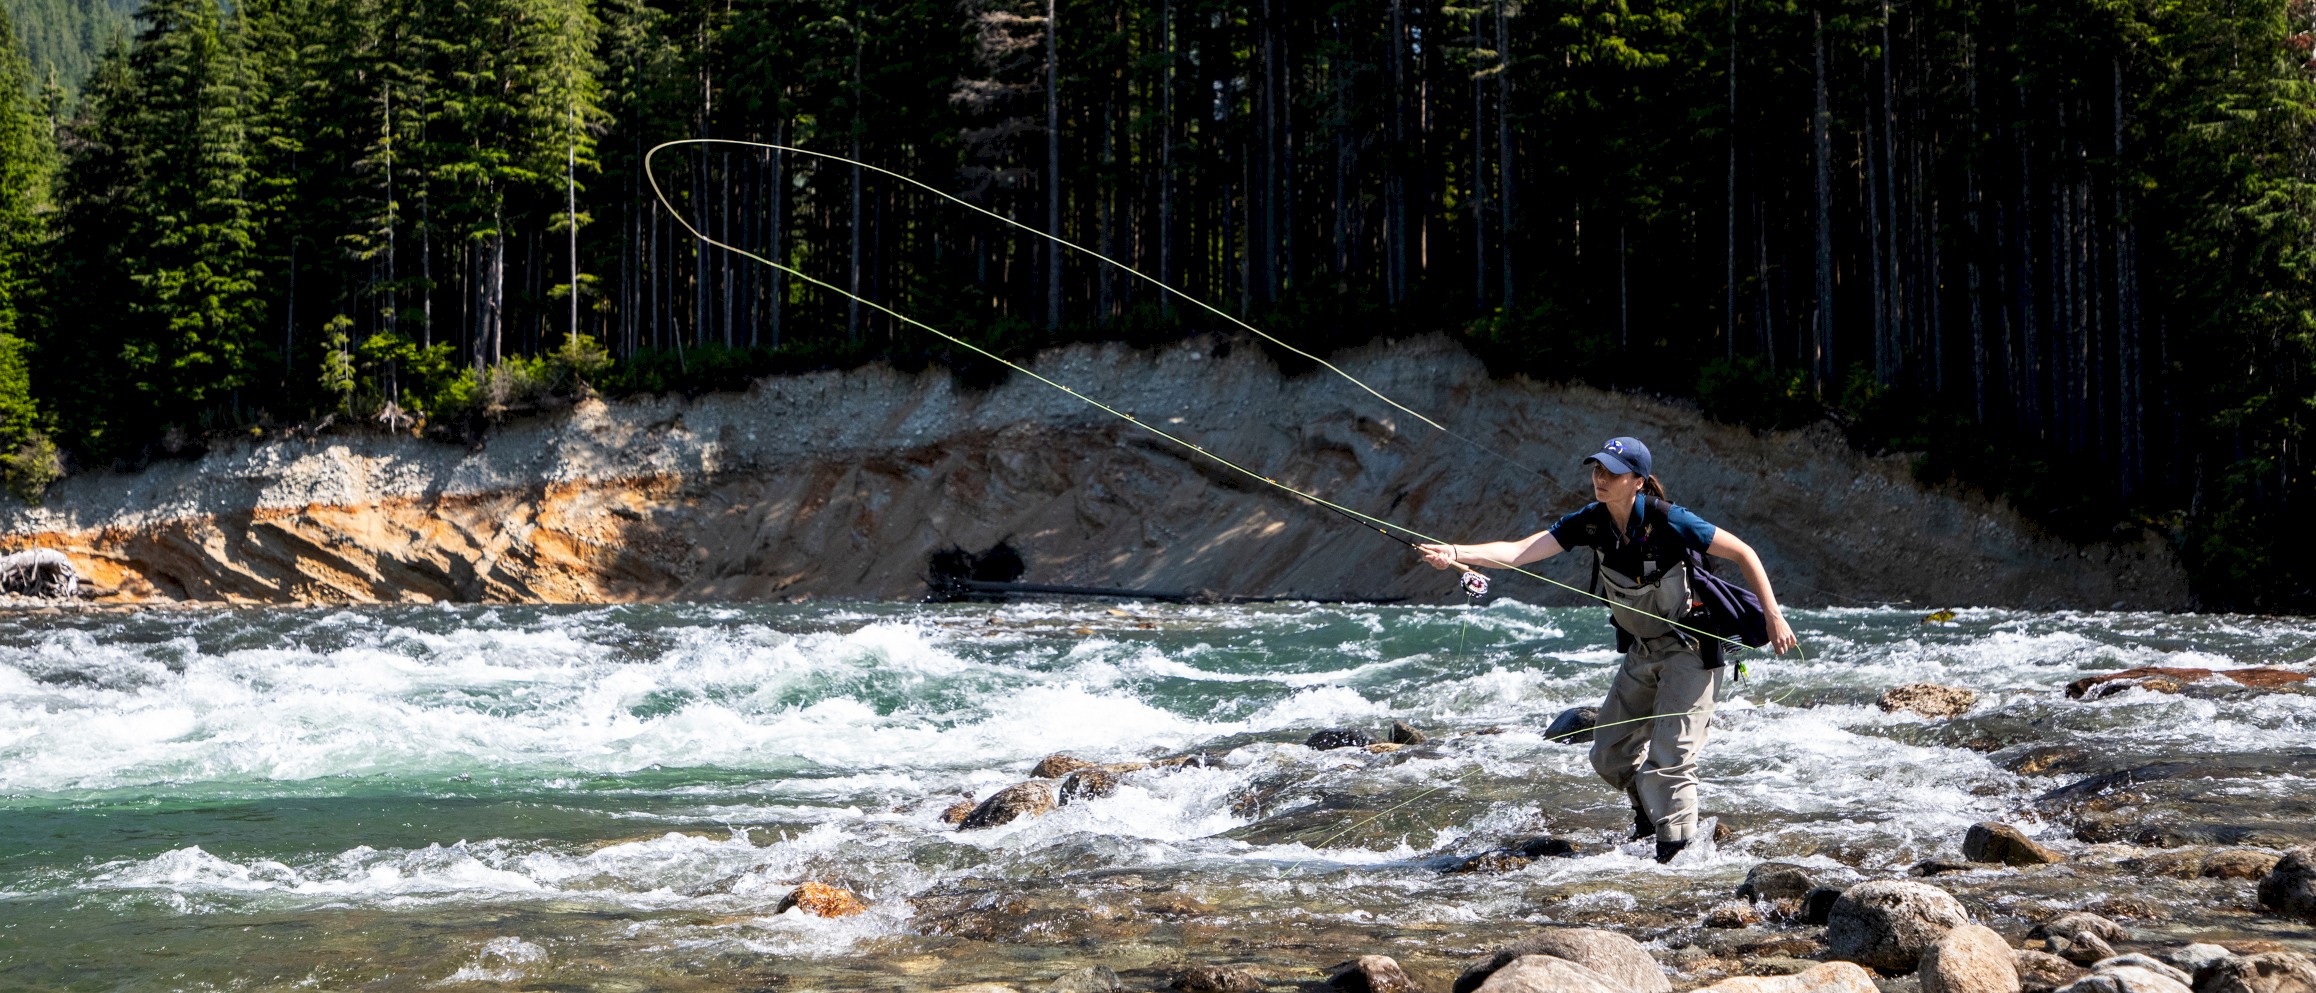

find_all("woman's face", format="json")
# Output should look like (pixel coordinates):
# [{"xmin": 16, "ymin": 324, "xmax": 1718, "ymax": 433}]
[{"xmin": 1591, "ymin": 463, "xmax": 1644, "ymax": 505}]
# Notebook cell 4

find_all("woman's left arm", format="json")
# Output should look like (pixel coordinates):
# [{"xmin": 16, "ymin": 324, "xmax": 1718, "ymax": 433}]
[{"xmin": 1705, "ymin": 530, "xmax": 1799, "ymax": 654}]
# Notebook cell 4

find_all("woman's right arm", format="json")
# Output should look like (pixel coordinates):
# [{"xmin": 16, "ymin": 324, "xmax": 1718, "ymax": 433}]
[{"xmin": 1418, "ymin": 531, "xmax": 1566, "ymax": 571}]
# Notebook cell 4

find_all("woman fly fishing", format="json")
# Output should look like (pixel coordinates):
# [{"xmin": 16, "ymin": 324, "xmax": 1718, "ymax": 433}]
[{"xmin": 1418, "ymin": 437, "xmax": 1798, "ymax": 863}]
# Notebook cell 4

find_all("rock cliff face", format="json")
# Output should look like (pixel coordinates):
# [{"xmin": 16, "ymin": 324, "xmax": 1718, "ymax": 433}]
[{"xmin": 0, "ymin": 336, "xmax": 2189, "ymax": 608}]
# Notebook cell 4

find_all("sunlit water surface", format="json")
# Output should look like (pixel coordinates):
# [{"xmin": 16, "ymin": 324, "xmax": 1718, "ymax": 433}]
[{"xmin": 0, "ymin": 601, "xmax": 2310, "ymax": 991}]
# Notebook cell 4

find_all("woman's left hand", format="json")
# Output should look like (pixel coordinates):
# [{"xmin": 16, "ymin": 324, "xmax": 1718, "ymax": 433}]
[
  {"xmin": 1766, "ymin": 612, "xmax": 1798, "ymax": 654},
  {"xmin": 1416, "ymin": 544, "xmax": 1459, "ymax": 570}
]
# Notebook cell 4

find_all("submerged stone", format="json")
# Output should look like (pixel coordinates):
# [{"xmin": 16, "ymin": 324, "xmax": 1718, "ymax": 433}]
[
  {"xmin": 1305, "ymin": 728, "xmax": 1374, "ymax": 750},
  {"xmin": 1544, "ymin": 707, "xmax": 1598, "ymax": 744}
]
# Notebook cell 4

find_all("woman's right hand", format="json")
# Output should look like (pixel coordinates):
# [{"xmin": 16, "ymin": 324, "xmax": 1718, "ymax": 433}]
[{"xmin": 1417, "ymin": 544, "xmax": 1459, "ymax": 570}]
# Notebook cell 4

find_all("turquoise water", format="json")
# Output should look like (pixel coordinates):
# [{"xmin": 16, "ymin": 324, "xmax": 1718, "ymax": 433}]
[{"xmin": 0, "ymin": 601, "xmax": 2310, "ymax": 990}]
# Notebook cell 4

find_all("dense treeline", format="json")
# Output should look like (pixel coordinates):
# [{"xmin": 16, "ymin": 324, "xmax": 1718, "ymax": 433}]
[
  {"xmin": 0, "ymin": 0, "xmax": 2308, "ymax": 607},
  {"xmin": 4, "ymin": 0, "xmax": 131, "ymax": 97}
]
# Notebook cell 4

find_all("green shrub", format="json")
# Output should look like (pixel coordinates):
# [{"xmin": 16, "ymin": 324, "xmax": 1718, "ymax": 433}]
[{"xmin": 1694, "ymin": 356, "xmax": 1822, "ymax": 431}]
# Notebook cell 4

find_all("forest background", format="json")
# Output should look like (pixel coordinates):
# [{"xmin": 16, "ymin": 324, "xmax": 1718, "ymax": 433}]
[{"xmin": 0, "ymin": 0, "xmax": 2302, "ymax": 609}]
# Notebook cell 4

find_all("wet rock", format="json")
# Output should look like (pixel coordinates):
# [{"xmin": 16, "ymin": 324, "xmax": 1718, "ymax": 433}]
[
  {"xmin": 1058, "ymin": 768, "xmax": 1121, "ymax": 804},
  {"xmin": 1047, "ymin": 966, "xmax": 1122, "ymax": 993},
  {"xmin": 2257, "ymin": 846, "xmax": 2316, "ymax": 923},
  {"xmin": 1367, "ymin": 742, "xmax": 1406, "ymax": 754},
  {"xmin": 1738, "ymin": 862, "xmax": 1819, "ymax": 903},
  {"xmin": 1306, "ymin": 728, "xmax": 1374, "ymax": 751},
  {"xmin": 1454, "ymin": 928, "xmax": 1672, "ymax": 993},
  {"xmin": 1391, "ymin": 720, "xmax": 1428, "ymax": 745},
  {"xmin": 2089, "ymin": 895, "xmax": 2167, "ymax": 921},
  {"xmin": 1801, "ymin": 886, "xmax": 1844, "ymax": 925},
  {"xmin": 1919, "ymin": 924, "xmax": 2020, "ymax": 993},
  {"xmin": 2064, "ymin": 666, "xmax": 2309, "ymax": 700},
  {"xmin": 1449, "ymin": 851, "xmax": 1535, "ymax": 875},
  {"xmin": 1914, "ymin": 859, "xmax": 1981, "ymax": 877},
  {"xmin": 1966, "ymin": 822, "xmax": 2066, "ymax": 865},
  {"xmin": 1172, "ymin": 965, "xmax": 1261, "ymax": 993},
  {"xmin": 1032, "ymin": 754, "xmax": 1095, "ymax": 778},
  {"xmin": 1879, "ymin": 683, "xmax": 1980, "ymax": 719},
  {"xmin": 1827, "ymin": 879, "xmax": 1973, "ymax": 973},
  {"xmin": 1706, "ymin": 901, "xmax": 1764, "ymax": 928},
  {"xmin": 958, "ymin": 781, "xmax": 1057, "ymax": 830},
  {"xmin": 1447, "ymin": 837, "xmax": 1586, "ymax": 875},
  {"xmin": 940, "ymin": 798, "xmax": 977, "ymax": 824},
  {"xmin": 1329, "ymin": 955, "xmax": 1418, "ymax": 993},
  {"xmin": 2200, "ymin": 952, "xmax": 2316, "ymax": 993},
  {"xmin": 1469, "ymin": 956, "xmax": 1624, "ymax": 993},
  {"xmin": 2007, "ymin": 745, "xmax": 2096, "ymax": 776},
  {"xmin": 1141, "ymin": 892, "xmax": 1215, "ymax": 916},
  {"xmin": 2018, "ymin": 950, "xmax": 2090, "ymax": 993},
  {"xmin": 2030, "ymin": 912, "xmax": 2128, "ymax": 965},
  {"xmin": 1689, "ymin": 961, "xmax": 1879, "ymax": 992},
  {"xmin": 2204, "ymin": 848, "xmax": 2284, "ymax": 880},
  {"xmin": 1543, "ymin": 707, "xmax": 1598, "ymax": 744},
  {"xmin": 775, "ymin": 881, "xmax": 867, "ymax": 917},
  {"xmin": 1741, "ymin": 938, "xmax": 1829, "ymax": 959},
  {"xmin": 2129, "ymin": 849, "xmax": 2209, "ymax": 879}
]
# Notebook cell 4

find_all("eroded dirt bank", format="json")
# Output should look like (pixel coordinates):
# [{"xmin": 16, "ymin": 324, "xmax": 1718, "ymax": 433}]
[{"xmin": 0, "ymin": 336, "xmax": 2188, "ymax": 608}]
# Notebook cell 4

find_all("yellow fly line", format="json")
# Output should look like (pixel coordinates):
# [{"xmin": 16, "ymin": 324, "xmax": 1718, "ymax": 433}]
[{"xmin": 642, "ymin": 139, "xmax": 1792, "ymax": 660}]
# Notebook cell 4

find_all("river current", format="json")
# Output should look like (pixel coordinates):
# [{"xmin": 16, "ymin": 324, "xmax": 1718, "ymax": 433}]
[{"xmin": 0, "ymin": 601, "xmax": 2309, "ymax": 991}]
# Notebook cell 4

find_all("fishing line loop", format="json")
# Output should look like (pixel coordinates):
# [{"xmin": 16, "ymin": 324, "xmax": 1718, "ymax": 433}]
[{"xmin": 642, "ymin": 140, "xmax": 1778, "ymax": 658}]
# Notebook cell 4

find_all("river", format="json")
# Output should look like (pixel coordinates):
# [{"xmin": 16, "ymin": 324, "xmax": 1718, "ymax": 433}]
[{"xmin": 0, "ymin": 601, "xmax": 2309, "ymax": 990}]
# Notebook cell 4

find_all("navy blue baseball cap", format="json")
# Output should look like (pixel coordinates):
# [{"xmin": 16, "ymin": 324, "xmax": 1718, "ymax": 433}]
[{"xmin": 1583, "ymin": 436, "xmax": 1652, "ymax": 478}]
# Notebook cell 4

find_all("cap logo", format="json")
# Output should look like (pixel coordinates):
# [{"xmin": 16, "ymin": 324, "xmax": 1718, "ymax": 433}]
[{"xmin": 1604, "ymin": 440, "xmax": 1626, "ymax": 454}]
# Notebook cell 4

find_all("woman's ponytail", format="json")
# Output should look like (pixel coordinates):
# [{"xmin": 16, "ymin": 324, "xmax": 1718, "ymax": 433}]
[{"xmin": 1642, "ymin": 475, "xmax": 1668, "ymax": 502}]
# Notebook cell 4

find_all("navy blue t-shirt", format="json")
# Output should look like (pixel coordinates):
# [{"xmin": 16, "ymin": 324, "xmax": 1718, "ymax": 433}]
[{"xmin": 1546, "ymin": 494, "xmax": 1718, "ymax": 576}]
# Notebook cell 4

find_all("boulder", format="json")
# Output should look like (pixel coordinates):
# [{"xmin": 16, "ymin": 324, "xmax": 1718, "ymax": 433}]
[
  {"xmin": 2257, "ymin": 847, "xmax": 2316, "ymax": 923},
  {"xmin": 1391, "ymin": 720, "xmax": 1429, "ymax": 745},
  {"xmin": 1965, "ymin": 822, "xmax": 2066, "ymax": 866},
  {"xmin": 1689, "ymin": 962, "xmax": 1881, "ymax": 992},
  {"xmin": 1172, "ymin": 965, "xmax": 1262, "ymax": 993},
  {"xmin": 1543, "ymin": 707, "xmax": 1598, "ymax": 744},
  {"xmin": 1048, "ymin": 966, "xmax": 1122, "ymax": 993},
  {"xmin": 1306, "ymin": 728, "xmax": 1375, "ymax": 751},
  {"xmin": 1059, "ymin": 768, "xmax": 1121, "ymax": 804},
  {"xmin": 2053, "ymin": 967, "xmax": 2190, "ymax": 993},
  {"xmin": 958, "ymin": 782, "xmax": 1057, "ymax": 831},
  {"xmin": 1706, "ymin": 901, "xmax": 1764, "ymax": 928},
  {"xmin": 2201, "ymin": 952, "xmax": 2316, "ymax": 993},
  {"xmin": 2089, "ymin": 956, "xmax": 2192, "ymax": 987},
  {"xmin": 776, "ymin": 881, "xmax": 867, "ymax": 917},
  {"xmin": 1801, "ymin": 887, "xmax": 1843, "ymax": 925},
  {"xmin": 2158, "ymin": 944, "xmax": 2235, "ymax": 981},
  {"xmin": 2017, "ymin": 950, "xmax": 2090, "ymax": 993},
  {"xmin": 1826, "ymin": 879, "xmax": 1973, "ymax": 972},
  {"xmin": 1470, "ymin": 955, "xmax": 1624, "ymax": 993},
  {"xmin": 1329, "ymin": 955, "xmax": 1418, "ymax": 993},
  {"xmin": 2065, "ymin": 666, "xmax": 2309, "ymax": 700},
  {"xmin": 1032, "ymin": 754, "xmax": 1095, "ymax": 778},
  {"xmin": 1738, "ymin": 862, "xmax": 1819, "ymax": 903},
  {"xmin": 1453, "ymin": 928, "xmax": 1671, "ymax": 993},
  {"xmin": 2030, "ymin": 913, "xmax": 2128, "ymax": 965},
  {"xmin": 1920, "ymin": 924, "xmax": 2020, "ymax": 993},
  {"xmin": 2204, "ymin": 849, "xmax": 2284, "ymax": 880},
  {"xmin": 1879, "ymin": 683, "xmax": 1980, "ymax": 719}
]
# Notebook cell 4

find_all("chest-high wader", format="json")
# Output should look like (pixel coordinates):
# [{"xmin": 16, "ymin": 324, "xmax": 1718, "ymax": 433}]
[
  {"xmin": 1598, "ymin": 558, "xmax": 1701, "ymax": 649},
  {"xmin": 1590, "ymin": 495, "xmax": 1707, "ymax": 652}
]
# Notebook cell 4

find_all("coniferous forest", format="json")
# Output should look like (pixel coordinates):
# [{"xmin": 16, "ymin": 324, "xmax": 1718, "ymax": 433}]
[{"xmin": 0, "ymin": 0, "xmax": 2304, "ymax": 606}]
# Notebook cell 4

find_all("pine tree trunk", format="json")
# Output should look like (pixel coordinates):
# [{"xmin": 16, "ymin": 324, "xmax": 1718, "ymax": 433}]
[
  {"xmin": 1811, "ymin": 8, "xmax": 1834, "ymax": 390},
  {"xmin": 1495, "ymin": 0, "xmax": 1514, "ymax": 308},
  {"xmin": 1046, "ymin": 0, "xmax": 1062, "ymax": 330}
]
